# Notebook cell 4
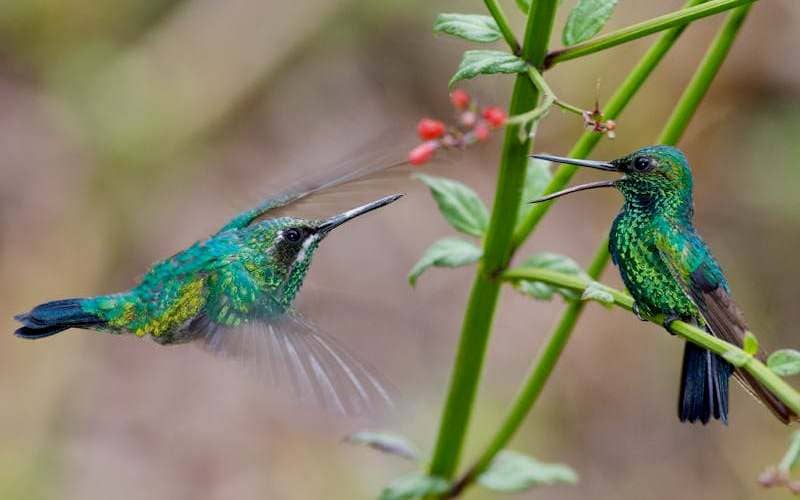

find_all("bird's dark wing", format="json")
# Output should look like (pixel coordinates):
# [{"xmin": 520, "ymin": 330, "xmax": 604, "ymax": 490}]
[
  {"xmin": 655, "ymin": 223, "xmax": 794, "ymax": 423},
  {"xmin": 188, "ymin": 309, "xmax": 394, "ymax": 417}
]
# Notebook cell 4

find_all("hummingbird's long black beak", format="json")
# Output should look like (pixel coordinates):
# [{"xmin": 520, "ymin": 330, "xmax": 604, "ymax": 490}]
[
  {"xmin": 317, "ymin": 194, "xmax": 403, "ymax": 234},
  {"xmin": 529, "ymin": 153, "xmax": 619, "ymax": 203}
]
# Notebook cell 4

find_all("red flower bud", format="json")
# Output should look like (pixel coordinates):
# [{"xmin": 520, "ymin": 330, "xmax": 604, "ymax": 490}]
[
  {"xmin": 474, "ymin": 123, "xmax": 490, "ymax": 142},
  {"xmin": 460, "ymin": 111, "xmax": 477, "ymax": 128},
  {"xmin": 416, "ymin": 118, "xmax": 446, "ymax": 140},
  {"xmin": 449, "ymin": 89, "xmax": 470, "ymax": 110},
  {"xmin": 482, "ymin": 106, "xmax": 506, "ymax": 128},
  {"xmin": 408, "ymin": 141, "xmax": 438, "ymax": 166}
]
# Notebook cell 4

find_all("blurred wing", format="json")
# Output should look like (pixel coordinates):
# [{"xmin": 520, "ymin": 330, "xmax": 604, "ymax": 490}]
[
  {"xmin": 219, "ymin": 143, "xmax": 411, "ymax": 233},
  {"xmin": 192, "ymin": 312, "xmax": 395, "ymax": 416},
  {"xmin": 655, "ymin": 226, "xmax": 795, "ymax": 423}
]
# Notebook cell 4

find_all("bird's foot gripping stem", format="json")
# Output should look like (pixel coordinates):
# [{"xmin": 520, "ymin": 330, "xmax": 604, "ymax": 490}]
[
  {"xmin": 662, "ymin": 314, "xmax": 683, "ymax": 336},
  {"xmin": 632, "ymin": 302, "xmax": 648, "ymax": 322}
]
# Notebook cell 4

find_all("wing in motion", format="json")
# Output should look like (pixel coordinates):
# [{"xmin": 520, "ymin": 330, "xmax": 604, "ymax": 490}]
[{"xmin": 190, "ymin": 312, "xmax": 394, "ymax": 416}]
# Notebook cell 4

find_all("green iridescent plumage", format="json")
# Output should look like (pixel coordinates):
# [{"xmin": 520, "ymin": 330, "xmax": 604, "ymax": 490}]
[
  {"xmin": 14, "ymin": 162, "xmax": 403, "ymax": 414},
  {"xmin": 533, "ymin": 146, "xmax": 794, "ymax": 425},
  {"xmin": 78, "ymin": 216, "xmax": 320, "ymax": 344}
]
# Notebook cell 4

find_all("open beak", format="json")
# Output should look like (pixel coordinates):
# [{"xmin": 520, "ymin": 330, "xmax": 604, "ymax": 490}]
[
  {"xmin": 317, "ymin": 193, "xmax": 403, "ymax": 234},
  {"xmin": 530, "ymin": 153, "xmax": 619, "ymax": 203}
]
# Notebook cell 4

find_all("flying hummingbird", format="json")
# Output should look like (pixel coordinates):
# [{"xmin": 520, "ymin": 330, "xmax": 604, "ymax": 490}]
[
  {"xmin": 532, "ymin": 145, "xmax": 795, "ymax": 424},
  {"xmin": 14, "ymin": 157, "xmax": 406, "ymax": 415}
]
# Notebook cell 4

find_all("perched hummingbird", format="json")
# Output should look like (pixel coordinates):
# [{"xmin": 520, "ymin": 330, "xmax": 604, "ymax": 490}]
[
  {"xmin": 532, "ymin": 145, "xmax": 795, "ymax": 424},
  {"xmin": 14, "ymin": 159, "xmax": 404, "ymax": 415}
]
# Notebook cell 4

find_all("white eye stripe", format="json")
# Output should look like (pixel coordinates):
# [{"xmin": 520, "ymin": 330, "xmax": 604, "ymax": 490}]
[{"xmin": 293, "ymin": 234, "xmax": 320, "ymax": 266}]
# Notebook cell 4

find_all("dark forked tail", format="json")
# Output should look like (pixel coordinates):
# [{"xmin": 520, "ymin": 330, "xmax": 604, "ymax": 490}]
[
  {"xmin": 678, "ymin": 341, "xmax": 734, "ymax": 424},
  {"xmin": 14, "ymin": 299, "xmax": 105, "ymax": 339}
]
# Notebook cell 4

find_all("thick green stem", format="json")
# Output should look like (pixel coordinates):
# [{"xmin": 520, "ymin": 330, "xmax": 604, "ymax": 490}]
[
  {"xmin": 544, "ymin": 0, "xmax": 757, "ymax": 68},
  {"xmin": 426, "ymin": 0, "xmax": 560, "ymax": 481},
  {"xmin": 448, "ymin": 245, "xmax": 611, "ymax": 497},
  {"xmin": 483, "ymin": 0, "xmax": 521, "ymax": 54},
  {"xmin": 499, "ymin": 266, "xmax": 800, "ymax": 415}
]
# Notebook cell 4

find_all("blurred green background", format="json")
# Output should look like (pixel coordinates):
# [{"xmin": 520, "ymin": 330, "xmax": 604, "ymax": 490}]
[{"xmin": 1, "ymin": 1, "xmax": 799, "ymax": 499}]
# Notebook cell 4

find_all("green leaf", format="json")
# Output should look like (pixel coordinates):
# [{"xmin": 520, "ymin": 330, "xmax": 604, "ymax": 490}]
[
  {"xmin": 344, "ymin": 431, "xmax": 420, "ymax": 461},
  {"xmin": 581, "ymin": 281, "xmax": 614, "ymax": 307},
  {"xmin": 449, "ymin": 50, "xmax": 527, "ymax": 87},
  {"xmin": 414, "ymin": 173, "xmax": 489, "ymax": 237},
  {"xmin": 743, "ymin": 331, "xmax": 759, "ymax": 356},
  {"xmin": 478, "ymin": 450, "xmax": 578, "ymax": 493},
  {"xmin": 768, "ymin": 349, "xmax": 800, "ymax": 377},
  {"xmin": 517, "ymin": 158, "xmax": 553, "ymax": 220},
  {"xmin": 514, "ymin": 0, "xmax": 530, "ymax": 14},
  {"xmin": 722, "ymin": 349, "xmax": 750, "ymax": 368},
  {"xmin": 513, "ymin": 253, "xmax": 588, "ymax": 301},
  {"xmin": 562, "ymin": 0, "xmax": 619, "ymax": 46},
  {"xmin": 408, "ymin": 238, "xmax": 482, "ymax": 287},
  {"xmin": 379, "ymin": 472, "xmax": 449, "ymax": 500},
  {"xmin": 433, "ymin": 14, "xmax": 502, "ymax": 43}
]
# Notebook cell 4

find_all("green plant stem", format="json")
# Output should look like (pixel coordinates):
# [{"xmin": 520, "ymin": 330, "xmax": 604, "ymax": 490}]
[
  {"xmin": 660, "ymin": 4, "xmax": 752, "ymax": 143},
  {"xmin": 779, "ymin": 432, "xmax": 800, "ymax": 472},
  {"xmin": 512, "ymin": 0, "xmax": 707, "ymax": 251},
  {"xmin": 426, "ymin": 0, "xmax": 560, "ymax": 481},
  {"xmin": 483, "ymin": 0, "xmax": 521, "ymax": 54},
  {"xmin": 544, "ymin": 0, "xmax": 757, "ymax": 68},
  {"xmin": 499, "ymin": 266, "xmax": 800, "ymax": 415},
  {"xmin": 447, "ymin": 245, "xmax": 611, "ymax": 497},
  {"xmin": 507, "ymin": 67, "xmax": 586, "ymax": 129}
]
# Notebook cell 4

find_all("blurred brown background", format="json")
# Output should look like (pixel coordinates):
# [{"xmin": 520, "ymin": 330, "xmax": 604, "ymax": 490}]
[{"xmin": 1, "ymin": 1, "xmax": 799, "ymax": 499}]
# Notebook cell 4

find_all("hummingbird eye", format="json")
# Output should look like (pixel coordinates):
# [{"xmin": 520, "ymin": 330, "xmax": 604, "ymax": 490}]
[
  {"xmin": 633, "ymin": 156, "xmax": 656, "ymax": 172},
  {"xmin": 284, "ymin": 228, "xmax": 302, "ymax": 243}
]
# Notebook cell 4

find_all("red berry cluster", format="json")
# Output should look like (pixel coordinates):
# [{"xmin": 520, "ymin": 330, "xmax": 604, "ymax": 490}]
[{"xmin": 408, "ymin": 89, "xmax": 507, "ymax": 166}]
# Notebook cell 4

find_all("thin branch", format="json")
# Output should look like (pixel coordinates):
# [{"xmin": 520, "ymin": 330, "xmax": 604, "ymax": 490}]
[
  {"xmin": 507, "ymin": 66, "xmax": 588, "ymax": 141},
  {"xmin": 544, "ymin": 0, "xmax": 757, "ymax": 68},
  {"xmin": 501, "ymin": 266, "xmax": 800, "ymax": 415},
  {"xmin": 483, "ymin": 0, "xmax": 522, "ymax": 55}
]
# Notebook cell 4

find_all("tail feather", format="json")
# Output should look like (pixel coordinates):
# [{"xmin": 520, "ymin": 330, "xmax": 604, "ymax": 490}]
[
  {"xmin": 678, "ymin": 341, "xmax": 733, "ymax": 424},
  {"xmin": 14, "ymin": 299, "xmax": 104, "ymax": 339}
]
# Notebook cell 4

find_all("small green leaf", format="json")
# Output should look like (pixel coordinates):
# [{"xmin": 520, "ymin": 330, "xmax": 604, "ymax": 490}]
[
  {"xmin": 449, "ymin": 50, "xmax": 527, "ymax": 87},
  {"xmin": 478, "ymin": 450, "xmax": 578, "ymax": 493},
  {"xmin": 743, "ymin": 331, "xmax": 760, "ymax": 356},
  {"xmin": 562, "ymin": 0, "xmax": 619, "ymax": 46},
  {"xmin": 414, "ymin": 173, "xmax": 489, "ymax": 237},
  {"xmin": 517, "ymin": 158, "xmax": 553, "ymax": 220},
  {"xmin": 722, "ymin": 349, "xmax": 750, "ymax": 368},
  {"xmin": 433, "ymin": 14, "xmax": 502, "ymax": 43},
  {"xmin": 513, "ymin": 253, "xmax": 588, "ymax": 301},
  {"xmin": 408, "ymin": 238, "xmax": 482, "ymax": 286},
  {"xmin": 581, "ymin": 281, "xmax": 614, "ymax": 307},
  {"xmin": 379, "ymin": 472, "xmax": 449, "ymax": 500},
  {"xmin": 768, "ymin": 349, "xmax": 800, "ymax": 377},
  {"xmin": 514, "ymin": 0, "xmax": 530, "ymax": 14},
  {"xmin": 344, "ymin": 431, "xmax": 420, "ymax": 461}
]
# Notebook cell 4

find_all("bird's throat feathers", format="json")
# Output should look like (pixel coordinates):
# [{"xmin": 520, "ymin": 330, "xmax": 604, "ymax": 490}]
[{"xmin": 245, "ymin": 218, "xmax": 322, "ymax": 305}]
